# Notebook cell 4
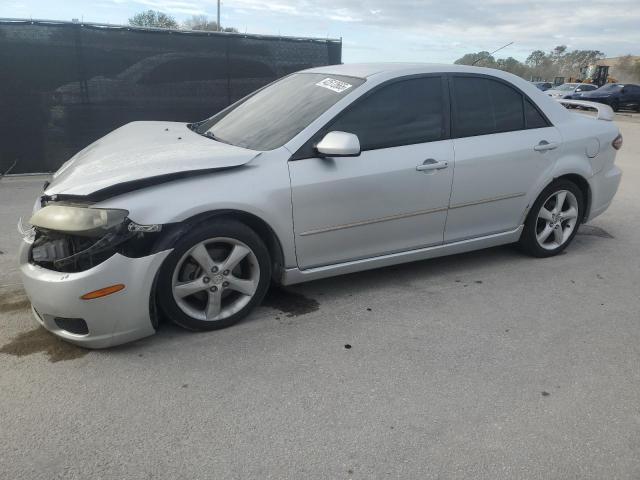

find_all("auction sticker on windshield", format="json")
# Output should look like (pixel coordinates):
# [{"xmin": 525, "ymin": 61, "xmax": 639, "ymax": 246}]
[{"xmin": 316, "ymin": 78, "xmax": 353, "ymax": 93}]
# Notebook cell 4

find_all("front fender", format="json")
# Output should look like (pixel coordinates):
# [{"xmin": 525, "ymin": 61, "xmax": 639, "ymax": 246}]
[{"xmin": 95, "ymin": 153, "xmax": 297, "ymax": 268}]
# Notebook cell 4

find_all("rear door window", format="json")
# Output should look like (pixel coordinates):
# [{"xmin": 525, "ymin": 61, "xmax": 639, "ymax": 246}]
[{"xmin": 451, "ymin": 76, "xmax": 553, "ymax": 137}]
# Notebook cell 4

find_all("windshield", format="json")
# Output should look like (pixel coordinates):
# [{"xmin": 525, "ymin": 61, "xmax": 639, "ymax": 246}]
[
  {"xmin": 195, "ymin": 73, "xmax": 365, "ymax": 151},
  {"xmin": 555, "ymin": 83, "xmax": 578, "ymax": 91}
]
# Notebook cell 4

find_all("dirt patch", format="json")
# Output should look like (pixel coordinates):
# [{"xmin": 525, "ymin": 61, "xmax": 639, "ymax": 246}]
[
  {"xmin": 263, "ymin": 287, "xmax": 319, "ymax": 317},
  {"xmin": 0, "ymin": 327, "xmax": 88, "ymax": 362},
  {"xmin": 577, "ymin": 225, "xmax": 614, "ymax": 239},
  {"xmin": 0, "ymin": 287, "xmax": 30, "ymax": 313}
]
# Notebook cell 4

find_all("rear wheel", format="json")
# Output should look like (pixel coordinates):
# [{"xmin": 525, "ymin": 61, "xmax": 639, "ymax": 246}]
[
  {"xmin": 157, "ymin": 219, "xmax": 271, "ymax": 331},
  {"xmin": 519, "ymin": 180, "xmax": 584, "ymax": 258}
]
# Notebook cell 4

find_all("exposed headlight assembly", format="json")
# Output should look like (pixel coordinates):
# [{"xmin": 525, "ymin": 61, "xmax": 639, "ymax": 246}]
[
  {"xmin": 28, "ymin": 205, "xmax": 131, "ymax": 271},
  {"xmin": 29, "ymin": 205, "xmax": 128, "ymax": 236},
  {"xmin": 27, "ymin": 205, "xmax": 164, "ymax": 272}
]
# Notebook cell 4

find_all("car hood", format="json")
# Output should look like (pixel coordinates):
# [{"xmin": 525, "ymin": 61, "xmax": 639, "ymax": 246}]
[{"xmin": 45, "ymin": 121, "xmax": 261, "ymax": 199}]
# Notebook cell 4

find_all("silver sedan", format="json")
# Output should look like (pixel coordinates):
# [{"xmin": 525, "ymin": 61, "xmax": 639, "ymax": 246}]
[{"xmin": 20, "ymin": 63, "xmax": 622, "ymax": 347}]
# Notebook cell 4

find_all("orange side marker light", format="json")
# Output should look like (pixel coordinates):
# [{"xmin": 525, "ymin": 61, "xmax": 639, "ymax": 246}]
[{"xmin": 80, "ymin": 284, "xmax": 125, "ymax": 300}]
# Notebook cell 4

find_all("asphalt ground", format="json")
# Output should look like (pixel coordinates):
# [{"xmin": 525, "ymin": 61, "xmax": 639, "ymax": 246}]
[{"xmin": 0, "ymin": 112, "xmax": 639, "ymax": 479}]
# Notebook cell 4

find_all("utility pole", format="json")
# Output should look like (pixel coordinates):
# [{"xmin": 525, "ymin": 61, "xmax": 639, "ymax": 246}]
[{"xmin": 217, "ymin": 0, "xmax": 221, "ymax": 31}]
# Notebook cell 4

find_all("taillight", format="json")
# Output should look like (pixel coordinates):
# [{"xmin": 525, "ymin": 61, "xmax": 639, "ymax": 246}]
[{"xmin": 612, "ymin": 134, "xmax": 623, "ymax": 150}]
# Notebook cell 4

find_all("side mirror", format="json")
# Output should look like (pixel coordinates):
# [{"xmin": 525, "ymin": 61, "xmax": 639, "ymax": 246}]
[{"xmin": 315, "ymin": 131, "xmax": 361, "ymax": 157}]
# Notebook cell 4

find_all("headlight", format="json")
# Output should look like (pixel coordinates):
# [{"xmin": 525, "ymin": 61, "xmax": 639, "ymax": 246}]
[{"xmin": 29, "ymin": 205, "xmax": 128, "ymax": 236}]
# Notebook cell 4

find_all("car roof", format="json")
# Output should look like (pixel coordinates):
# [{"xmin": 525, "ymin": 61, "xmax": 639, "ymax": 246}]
[
  {"xmin": 302, "ymin": 62, "xmax": 511, "ymax": 79},
  {"xmin": 302, "ymin": 62, "xmax": 574, "ymax": 127}
]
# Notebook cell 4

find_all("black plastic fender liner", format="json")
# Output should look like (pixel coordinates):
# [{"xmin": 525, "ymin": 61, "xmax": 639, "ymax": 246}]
[{"xmin": 147, "ymin": 223, "xmax": 191, "ymax": 255}]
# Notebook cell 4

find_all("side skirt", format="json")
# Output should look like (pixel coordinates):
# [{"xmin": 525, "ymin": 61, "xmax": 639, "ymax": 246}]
[{"xmin": 281, "ymin": 226, "xmax": 524, "ymax": 286}]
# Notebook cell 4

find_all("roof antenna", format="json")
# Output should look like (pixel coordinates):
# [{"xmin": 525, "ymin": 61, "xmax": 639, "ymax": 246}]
[{"xmin": 472, "ymin": 41, "xmax": 514, "ymax": 65}]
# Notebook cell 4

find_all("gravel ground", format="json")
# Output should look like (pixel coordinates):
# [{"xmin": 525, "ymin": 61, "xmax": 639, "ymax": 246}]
[{"xmin": 0, "ymin": 113, "xmax": 639, "ymax": 479}]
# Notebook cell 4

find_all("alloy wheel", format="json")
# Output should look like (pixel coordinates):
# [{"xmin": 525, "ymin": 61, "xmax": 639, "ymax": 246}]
[
  {"xmin": 535, "ymin": 190, "xmax": 579, "ymax": 251},
  {"xmin": 171, "ymin": 237, "xmax": 260, "ymax": 322}
]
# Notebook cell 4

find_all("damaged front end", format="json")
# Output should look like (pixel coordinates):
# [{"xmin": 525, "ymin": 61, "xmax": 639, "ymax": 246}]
[{"xmin": 23, "ymin": 202, "xmax": 164, "ymax": 273}]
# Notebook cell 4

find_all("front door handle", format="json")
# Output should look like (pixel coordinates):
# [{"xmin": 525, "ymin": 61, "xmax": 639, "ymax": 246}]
[
  {"xmin": 534, "ymin": 140, "xmax": 559, "ymax": 152},
  {"xmin": 416, "ymin": 159, "xmax": 449, "ymax": 172}
]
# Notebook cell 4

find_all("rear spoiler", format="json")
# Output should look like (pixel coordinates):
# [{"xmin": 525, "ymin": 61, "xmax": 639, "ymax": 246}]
[{"xmin": 555, "ymin": 99, "xmax": 614, "ymax": 121}]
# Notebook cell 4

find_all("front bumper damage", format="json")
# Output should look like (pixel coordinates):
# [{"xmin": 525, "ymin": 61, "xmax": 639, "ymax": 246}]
[
  {"xmin": 17, "ymin": 200, "xmax": 177, "ymax": 348},
  {"xmin": 19, "ymin": 239, "xmax": 170, "ymax": 348}
]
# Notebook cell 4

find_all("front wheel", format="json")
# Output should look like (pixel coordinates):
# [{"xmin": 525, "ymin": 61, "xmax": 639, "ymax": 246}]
[
  {"xmin": 157, "ymin": 219, "xmax": 271, "ymax": 331},
  {"xmin": 519, "ymin": 180, "xmax": 584, "ymax": 258}
]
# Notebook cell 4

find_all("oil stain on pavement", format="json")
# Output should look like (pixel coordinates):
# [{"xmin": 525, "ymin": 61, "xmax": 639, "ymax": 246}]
[
  {"xmin": 263, "ymin": 287, "xmax": 319, "ymax": 317},
  {"xmin": 577, "ymin": 225, "xmax": 614, "ymax": 238},
  {"xmin": 1, "ymin": 287, "xmax": 88, "ymax": 362},
  {"xmin": 0, "ymin": 327, "xmax": 88, "ymax": 363},
  {"xmin": 0, "ymin": 288, "xmax": 30, "ymax": 314}
]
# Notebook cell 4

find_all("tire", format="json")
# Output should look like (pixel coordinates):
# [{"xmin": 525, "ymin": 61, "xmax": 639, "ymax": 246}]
[
  {"xmin": 156, "ymin": 219, "xmax": 271, "ymax": 331},
  {"xmin": 519, "ymin": 180, "xmax": 584, "ymax": 258},
  {"xmin": 611, "ymin": 100, "xmax": 620, "ymax": 112}
]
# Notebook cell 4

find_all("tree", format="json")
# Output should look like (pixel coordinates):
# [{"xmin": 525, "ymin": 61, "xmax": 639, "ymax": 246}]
[
  {"xmin": 454, "ymin": 51, "xmax": 496, "ymax": 68},
  {"xmin": 453, "ymin": 45, "xmax": 610, "ymax": 81},
  {"xmin": 129, "ymin": 10, "xmax": 178, "ymax": 29},
  {"xmin": 182, "ymin": 14, "xmax": 238, "ymax": 32},
  {"xmin": 525, "ymin": 50, "xmax": 554, "ymax": 80},
  {"xmin": 551, "ymin": 45, "xmax": 567, "ymax": 62},
  {"xmin": 183, "ymin": 14, "xmax": 218, "ymax": 31},
  {"xmin": 495, "ymin": 57, "xmax": 527, "ymax": 77},
  {"xmin": 557, "ymin": 49, "xmax": 604, "ymax": 77},
  {"xmin": 615, "ymin": 55, "xmax": 640, "ymax": 82},
  {"xmin": 525, "ymin": 50, "xmax": 547, "ymax": 69}
]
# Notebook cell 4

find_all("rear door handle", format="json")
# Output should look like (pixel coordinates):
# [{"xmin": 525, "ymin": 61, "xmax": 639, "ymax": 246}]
[
  {"xmin": 534, "ymin": 140, "xmax": 559, "ymax": 152},
  {"xmin": 416, "ymin": 159, "xmax": 449, "ymax": 172}
]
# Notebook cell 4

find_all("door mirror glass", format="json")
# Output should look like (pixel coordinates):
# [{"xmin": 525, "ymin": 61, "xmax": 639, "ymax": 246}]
[{"xmin": 316, "ymin": 131, "xmax": 361, "ymax": 157}]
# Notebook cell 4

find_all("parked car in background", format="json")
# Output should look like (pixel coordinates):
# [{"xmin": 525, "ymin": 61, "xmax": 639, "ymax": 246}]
[
  {"xmin": 44, "ymin": 52, "xmax": 282, "ymax": 162},
  {"xmin": 533, "ymin": 81, "xmax": 553, "ymax": 91},
  {"xmin": 546, "ymin": 83, "xmax": 598, "ymax": 99},
  {"xmin": 576, "ymin": 83, "xmax": 640, "ymax": 112},
  {"xmin": 19, "ymin": 63, "xmax": 622, "ymax": 348}
]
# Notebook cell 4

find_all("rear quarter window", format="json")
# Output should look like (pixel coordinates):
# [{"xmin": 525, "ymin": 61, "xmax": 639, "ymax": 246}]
[{"xmin": 524, "ymin": 99, "xmax": 548, "ymax": 129}]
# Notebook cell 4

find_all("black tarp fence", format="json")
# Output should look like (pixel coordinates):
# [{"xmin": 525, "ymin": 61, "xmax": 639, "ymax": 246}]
[{"xmin": 0, "ymin": 19, "xmax": 342, "ymax": 173}]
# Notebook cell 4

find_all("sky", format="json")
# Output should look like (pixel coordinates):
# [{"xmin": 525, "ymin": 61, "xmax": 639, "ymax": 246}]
[{"xmin": 1, "ymin": 0, "xmax": 639, "ymax": 63}]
